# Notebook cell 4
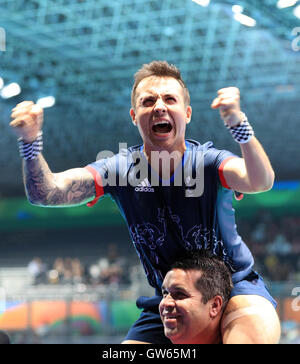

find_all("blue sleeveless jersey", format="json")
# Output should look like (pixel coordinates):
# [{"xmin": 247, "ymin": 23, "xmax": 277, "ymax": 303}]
[{"xmin": 86, "ymin": 139, "xmax": 254, "ymax": 290}]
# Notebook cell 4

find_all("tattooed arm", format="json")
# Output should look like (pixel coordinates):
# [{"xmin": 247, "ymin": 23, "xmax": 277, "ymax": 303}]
[
  {"xmin": 10, "ymin": 101, "xmax": 96, "ymax": 207},
  {"xmin": 23, "ymin": 154, "xmax": 95, "ymax": 207}
]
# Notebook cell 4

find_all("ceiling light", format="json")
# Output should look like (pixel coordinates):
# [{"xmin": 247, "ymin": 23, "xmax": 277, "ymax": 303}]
[
  {"xmin": 0, "ymin": 82, "xmax": 21, "ymax": 99},
  {"xmin": 277, "ymin": 0, "xmax": 298, "ymax": 9},
  {"xmin": 192, "ymin": 0, "xmax": 210, "ymax": 7},
  {"xmin": 232, "ymin": 5, "xmax": 244, "ymax": 14},
  {"xmin": 293, "ymin": 4, "xmax": 300, "ymax": 18},
  {"xmin": 234, "ymin": 13, "xmax": 257, "ymax": 27},
  {"xmin": 36, "ymin": 96, "xmax": 56, "ymax": 109}
]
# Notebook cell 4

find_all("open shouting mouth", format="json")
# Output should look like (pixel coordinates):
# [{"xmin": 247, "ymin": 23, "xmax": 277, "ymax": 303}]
[{"xmin": 152, "ymin": 120, "xmax": 173, "ymax": 134}]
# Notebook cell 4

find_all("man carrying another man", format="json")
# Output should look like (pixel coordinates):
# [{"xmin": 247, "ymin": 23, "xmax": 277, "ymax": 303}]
[{"xmin": 10, "ymin": 60, "xmax": 280, "ymax": 344}]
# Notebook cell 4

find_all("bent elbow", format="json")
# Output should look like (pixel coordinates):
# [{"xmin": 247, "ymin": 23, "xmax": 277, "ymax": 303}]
[
  {"xmin": 265, "ymin": 169, "xmax": 275, "ymax": 191},
  {"xmin": 259, "ymin": 182, "xmax": 273, "ymax": 193},
  {"xmin": 25, "ymin": 190, "xmax": 48, "ymax": 207},
  {"xmin": 253, "ymin": 170, "xmax": 275, "ymax": 193},
  {"xmin": 27, "ymin": 195, "xmax": 44, "ymax": 206}
]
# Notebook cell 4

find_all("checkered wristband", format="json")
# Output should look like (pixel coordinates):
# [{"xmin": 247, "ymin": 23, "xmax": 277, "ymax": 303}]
[
  {"xmin": 18, "ymin": 132, "xmax": 43, "ymax": 160},
  {"xmin": 226, "ymin": 114, "xmax": 254, "ymax": 144}
]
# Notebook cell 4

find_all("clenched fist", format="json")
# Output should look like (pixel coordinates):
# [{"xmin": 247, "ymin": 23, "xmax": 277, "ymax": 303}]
[
  {"xmin": 10, "ymin": 101, "xmax": 43, "ymax": 143},
  {"xmin": 211, "ymin": 87, "xmax": 244, "ymax": 127}
]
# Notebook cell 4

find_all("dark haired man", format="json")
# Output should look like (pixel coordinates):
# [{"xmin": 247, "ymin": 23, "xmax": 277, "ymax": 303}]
[
  {"xmin": 10, "ymin": 60, "xmax": 280, "ymax": 344},
  {"xmin": 159, "ymin": 251, "xmax": 233, "ymax": 344}
]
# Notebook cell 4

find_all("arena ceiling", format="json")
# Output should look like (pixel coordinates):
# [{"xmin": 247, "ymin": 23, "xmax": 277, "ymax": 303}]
[{"xmin": 0, "ymin": 0, "xmax": 299, "ymax": 197}]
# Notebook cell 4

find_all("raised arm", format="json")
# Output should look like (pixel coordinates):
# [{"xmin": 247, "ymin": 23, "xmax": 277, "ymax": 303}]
[
  {"xmin": 211, "ymin": 87, "xmax": 275, "ymax": 193},
  {"xmin": 10, "ymin": 101, "xmax": 96, "ymax": 207},
  {"xmin": 22, "ymin": 155, "xmax": 95, "ymax": 206},
  {"xmin": 220, "ymin": 137, "xmax": 274, "ymax": 193}
]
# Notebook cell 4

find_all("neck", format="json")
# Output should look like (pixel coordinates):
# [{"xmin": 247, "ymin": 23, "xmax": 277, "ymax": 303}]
[
  {"xmin": 195, "ymin": 329, "xmax": 222, "ymax": 345},
  {"xmin": 186, "ymin": 322, "xmax": 222, "ymax": 345},
  {"xmin": 143, "ymin": 142, "xmax": 186, "ymax": 179},
  {"xmin": 211, "ymin": 329, "xmax": 222, "ymax": 345},
  {"xmin": 203, "ymin": 322, "xmax": 222, "ymax": 345}
]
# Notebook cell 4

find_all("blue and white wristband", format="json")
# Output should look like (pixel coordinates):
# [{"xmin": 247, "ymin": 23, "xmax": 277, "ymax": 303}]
[
  {"xmin": 226, "ymin": 113, "xmax": 254, "ymax": 144},
  {"xmin": 18, "ymin": 132, "xmax": 43, "ymax": 160}
]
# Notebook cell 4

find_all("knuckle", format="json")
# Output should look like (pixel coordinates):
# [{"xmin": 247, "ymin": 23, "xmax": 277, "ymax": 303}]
[
  {"xmin": 31, "ymin": 104, "xmax": 43, "ymax": 115},
  {"xmin": 16, "ymin": 101, "xmax": 32, "ymax": 109}
]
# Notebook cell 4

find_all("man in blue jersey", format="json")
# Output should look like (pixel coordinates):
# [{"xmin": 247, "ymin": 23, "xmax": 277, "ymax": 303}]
[{"xmin": 10, "ymin": 61, "xmax": 280, "ymax": 343}]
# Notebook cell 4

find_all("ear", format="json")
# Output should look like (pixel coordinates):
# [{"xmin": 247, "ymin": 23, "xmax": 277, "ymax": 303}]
[
  {"xmin": 186, "ymin": 105, "xmax": 192, "ymax": 124},
  {"xmin": 209, "ymin": 296, "xmax": 223, "ymax": 318},
  {"xmin": 130, "ymin": 108, "xmax": 137, "ymax": 126}
]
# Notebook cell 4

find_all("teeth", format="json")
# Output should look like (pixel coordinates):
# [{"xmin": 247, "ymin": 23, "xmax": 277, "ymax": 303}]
[{"xmin": 154, "ymin": 121, "xmax": 170, "ymax": 126}]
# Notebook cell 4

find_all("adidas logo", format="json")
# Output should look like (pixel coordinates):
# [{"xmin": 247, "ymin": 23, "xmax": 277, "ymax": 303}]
[{"xmin": 135, "ymin": 178, "xmax": 155, "ymax": 193}]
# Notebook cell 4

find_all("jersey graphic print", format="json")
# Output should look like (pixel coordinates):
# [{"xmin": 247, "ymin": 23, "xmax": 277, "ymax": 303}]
[{"xmin": 129, "ymin": 206, "xmax": 235, "ymax": 288}]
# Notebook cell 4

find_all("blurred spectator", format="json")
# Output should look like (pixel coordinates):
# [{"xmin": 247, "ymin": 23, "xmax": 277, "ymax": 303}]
[
  {"xmin": 291, "ymin": 236, "xmax": 300, "ymax": 254},
  {"xmin": 27, "ymin": 257, "xmax": 47, "ymax": 285},
  {"xmin": 264, "ymin": 255, "xmax": 290, "ymax": 281},
  {"xmin": 89, "ymin": 243, "xmax": 129, "ymax": 286},
  {"xmin": 71, "ymin": 258, "xmax": 85, "ymax": 284},
  {"xmin": 266, "ymin": 234, "xmax": 292, "ymax": 256},
  {"xmin": 237, "ymin": 211, "xmax": 299, "ymax": 281},
  {"xmin": 251, "ymin": 222, "xmax": 266, "ymax": 243},
  {"xmin": 52, "ymin": 257, "xmax": 65, "ymax": 282},
  {"xmin": 88, "ymin": 263, "xmax": 101, "ymax": 285},
  {"xmin": 61, "ymin": 257, "xmax": 73, "ymax": 284},
  {"xmin": 47, "ymin": 257, "xmax": 87, "ymax": 285}
]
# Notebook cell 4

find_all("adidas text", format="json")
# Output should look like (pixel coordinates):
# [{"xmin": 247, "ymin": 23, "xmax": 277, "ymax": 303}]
[{"xmin": 135, "ymin": 187, "xmax": 155, "ymax": 193}]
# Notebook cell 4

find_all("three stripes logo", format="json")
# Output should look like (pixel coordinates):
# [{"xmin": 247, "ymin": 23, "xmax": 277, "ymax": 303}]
[{"xmin": 135, "ymin": 178, "xmax": 155, "ymax": 193}]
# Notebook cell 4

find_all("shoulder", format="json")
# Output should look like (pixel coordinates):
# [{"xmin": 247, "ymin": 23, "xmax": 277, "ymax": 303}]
[
  {"xmin": 186, "ymin": 139, "xmax": 236, "ymax": 166},
  {"xmin": 121, "ymin": 144, "xmax": 143, "ymax": 160},
  {"xmin": 186, "ymin": 139, "xmax": 221, "ymax": 155},
  {"xmin": 89, "ymin": 144, "xmax": 143, "ymax": 169}
]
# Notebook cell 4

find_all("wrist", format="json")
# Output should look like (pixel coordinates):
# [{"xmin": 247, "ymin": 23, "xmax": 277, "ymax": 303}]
[
  {"xmin": 18, "ymin": 131, "xmax": 43, "ymax": 160},
  {"xmin": 226, "ymin": 113, "xmax": 254, "ymax": 144},
  {"xmin": 223, "ymin": 111, "xmax": 245, "ymax": 128}
]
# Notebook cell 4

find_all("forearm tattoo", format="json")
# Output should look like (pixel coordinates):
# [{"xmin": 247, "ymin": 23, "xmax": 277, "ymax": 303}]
[{"xmin": 23, "ymin": 155, "xmax": 95, "ymax": 206}]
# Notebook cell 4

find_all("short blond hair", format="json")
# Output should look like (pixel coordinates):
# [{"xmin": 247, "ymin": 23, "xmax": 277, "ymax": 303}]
[{"xmin": 131, "ymin": 60, "xmax": 190, "ymax": 109}]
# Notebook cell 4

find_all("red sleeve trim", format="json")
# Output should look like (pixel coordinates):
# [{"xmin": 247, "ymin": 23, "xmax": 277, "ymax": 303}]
[
  {"xmin": 218, "ymin": 157, "xmax": 244, "ymax": 200},
  {"xmin": 218, "ymin": 156, "xmax": 236, "ymax": 190},
  {"xmin": 84, "ymin": 166, "xmax": 104, "ymax": 207}
]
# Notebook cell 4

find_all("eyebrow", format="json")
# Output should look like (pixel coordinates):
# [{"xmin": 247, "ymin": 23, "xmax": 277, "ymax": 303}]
[
  {"xmin": 138, "ymin": 94, "xmax": 154, "ymax": 104},
  {"xmin": 161, "ymin": 285, "xmax": 188, "ymax": 293},
  {"xmin": 139, "ymin": 92, "xmax": 178, "ymax": 101}
]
